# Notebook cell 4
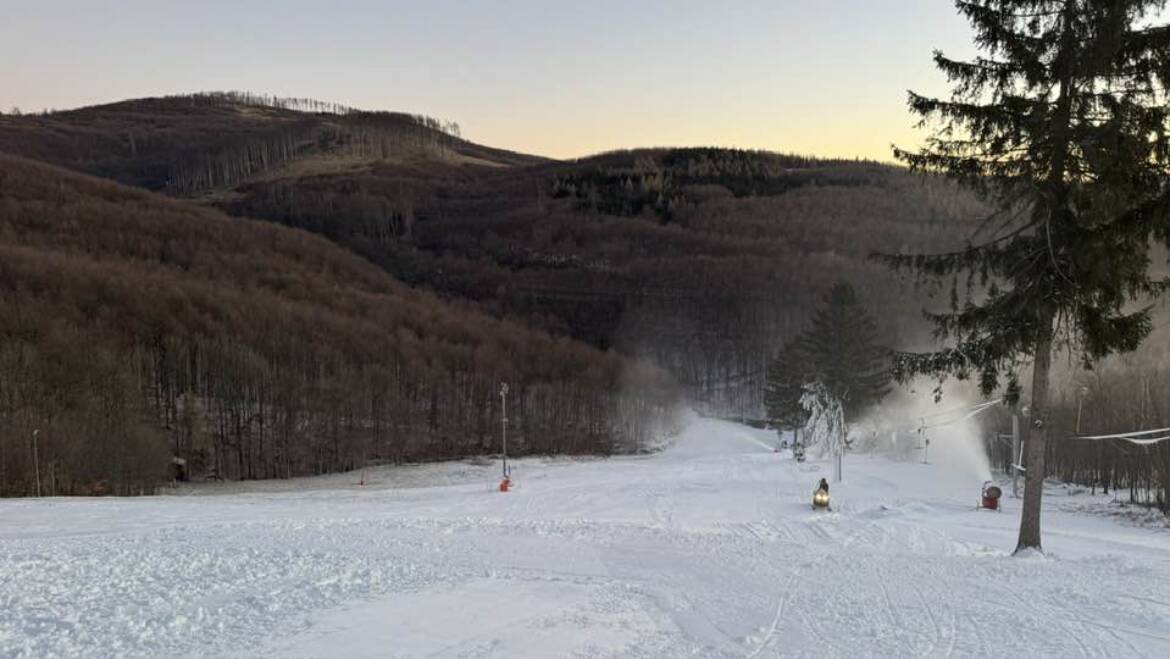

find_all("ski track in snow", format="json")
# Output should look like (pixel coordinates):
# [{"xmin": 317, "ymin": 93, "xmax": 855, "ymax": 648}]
[{"xmin": 2, "ymin": 417, "xmax": 1170, "ymax": 657}]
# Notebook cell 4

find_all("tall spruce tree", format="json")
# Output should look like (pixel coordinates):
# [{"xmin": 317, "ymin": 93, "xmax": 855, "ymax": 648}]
[
  {"xmin": 764, "ymin": 337, "xmax": 814, "ymax": 442},
  {"xmin": 882, "ymin": 1, "xmax": 1170, "ymax": 553},
  {"xmin": 765, "ymin": 282, "xmax": 890, "ymax": 439},
  {"xmin": 802, "ymin": 282, "xmax": 892, "ymax": 420}
]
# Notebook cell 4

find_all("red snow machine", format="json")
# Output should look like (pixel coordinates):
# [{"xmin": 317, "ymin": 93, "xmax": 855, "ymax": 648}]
[{"xmin": 980, "ymin": 481, "xmax": 1002, "ymax": 511}]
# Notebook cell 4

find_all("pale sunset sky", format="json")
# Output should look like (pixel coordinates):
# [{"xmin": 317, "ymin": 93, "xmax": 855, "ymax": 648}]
[{"xmin": 0, "ymin": 1, "xmax": 977, "ymax": 161}]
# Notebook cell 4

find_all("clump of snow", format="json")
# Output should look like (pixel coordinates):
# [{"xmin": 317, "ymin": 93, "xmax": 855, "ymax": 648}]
[{"xmin": 800, "ymin": 381, "xmax": 846, "ymax": 457}]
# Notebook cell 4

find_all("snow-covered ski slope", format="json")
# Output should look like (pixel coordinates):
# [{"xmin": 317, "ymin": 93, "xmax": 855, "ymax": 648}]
[{"xmin": 2, "ymin": 417, "xmax": 1169, "ymax": 658}]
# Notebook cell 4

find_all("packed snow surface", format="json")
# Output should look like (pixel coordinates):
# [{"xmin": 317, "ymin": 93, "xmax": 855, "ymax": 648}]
[{"xmin": 3, "ymin": 416, "xmax": 1169, "ymax": 657}]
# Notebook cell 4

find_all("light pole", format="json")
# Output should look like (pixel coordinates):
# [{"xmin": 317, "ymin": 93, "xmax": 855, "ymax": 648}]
[
  {"xmin": 834, "ymin": 443, "xmax": 843, "ymax": 482},
  {"xmin": 1014, "ymin": 404, "xmax": 1031, "ymax": 498},
  {"xmin": 1076, "ymin": 384, "xmax": 1100, "ymax": 493},
  {"xmin": 1011, "ymin": 412, "xmax": 1021, "ymax": 498},
  {"xmin": 500, "ymin": 383, "xmax": 509, "ymax": 482},
  {"xmin": 1076, "ymin": 385, "xmax": 1090, "ymax": 434},
  {"xmin": 31, "ymin": 429, "xmax": 41, "ymax": 497},
  {"xmin": 917, "ymin": 419, "xmax": 929, "ymax": 464}
]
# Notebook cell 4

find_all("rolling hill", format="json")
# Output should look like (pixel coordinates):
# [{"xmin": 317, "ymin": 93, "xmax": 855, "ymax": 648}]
[
  {"xmin": 0, "ymin": 153, "xmax": 678, "ymax": 495},
  {"xmin": 219, "ymin": 146, "xmax": 988, "ymax": 414},
  {"xmin": 0, "ymin": 94, "xmax": 990, "ymax": 417},
  {"xmin": 0, "ymin": 92, "xmax": 543, "ymax": 194}
]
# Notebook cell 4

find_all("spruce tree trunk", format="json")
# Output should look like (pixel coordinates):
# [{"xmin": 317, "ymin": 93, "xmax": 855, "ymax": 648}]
[
  {"xmin": 1016, "ymin": 307, "xmax": 1055, "ymax": 554},
  {"xmin": 1014, "ymin": 0, "xmax": 1076, "ymax": 555}
]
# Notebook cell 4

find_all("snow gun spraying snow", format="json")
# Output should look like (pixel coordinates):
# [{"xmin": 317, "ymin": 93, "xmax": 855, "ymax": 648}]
[
  {"xmin": 979, "ymin": 481, "xmax": 1001, "ymax": 511},
  {"xmin": 812, "ymin": 478, "xmax": 831, "ymax": 511}
]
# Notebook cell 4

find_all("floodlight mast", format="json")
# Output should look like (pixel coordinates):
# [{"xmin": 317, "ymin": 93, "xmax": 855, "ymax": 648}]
[
  {"xmin": 500, "ymin": 383, "xmax": 509, "ymax": 479},
  {"xmin": 32, "ymin": 429, "xmax": 41, "ymax": 497}
]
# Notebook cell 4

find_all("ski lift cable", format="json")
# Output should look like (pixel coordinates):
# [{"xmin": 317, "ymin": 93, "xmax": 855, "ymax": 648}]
[
  {"xmin": 915, "ymin": 398, "xmax": 1002, "ymax": 421},
  {"xmin": 914, "ymin": 400, "xmax": 1001, "ymax": 431},
  {"xmin": 874, "ymin": 399, "xmax": 999, "ymax": 437},
  {"xmin": 1120, "ymin": 435, "xmax": 1170, "ymax": 445},
  {"xmin": 867, "ymin": 399, "xmax": 1002, "ymax": 438},
  {"xmin": 1070, "ymin": 426, "xmax": 1170, "ymax": 441},
  {"xmin": 1068, "ymin": 433, "xmax": 1170, "ymax": 445},
  {"xmin": 921, "ymin": 400, "xmax": 996, "ymax": 421}
]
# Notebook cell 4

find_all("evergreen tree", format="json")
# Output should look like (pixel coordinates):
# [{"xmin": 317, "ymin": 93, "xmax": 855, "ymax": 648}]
[
  {"xmin": 802, "ymin": 282, "xmax": 892, "ymax": 420},
  {"xmin": 881, "ymin": 1, "xmax": 1170, "ymax": 553},
  {"xmin": 764, "ymin": 337, "xmax": 813, "ymax": 441}
]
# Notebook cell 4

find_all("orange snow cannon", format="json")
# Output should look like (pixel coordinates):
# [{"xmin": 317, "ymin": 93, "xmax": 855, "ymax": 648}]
[{"xmin": 499, "ymin": 477, "xmax": 513, "ymax": 492}]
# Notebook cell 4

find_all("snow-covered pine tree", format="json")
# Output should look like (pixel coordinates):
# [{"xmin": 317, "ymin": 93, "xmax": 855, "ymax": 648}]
[
  {"xmin": 880, "ymin": 0, "xmax": 1170, "ymax": 554},
  {"xmin": 800, "ymin": 381, "xmax": 846, "ymax": 462}
]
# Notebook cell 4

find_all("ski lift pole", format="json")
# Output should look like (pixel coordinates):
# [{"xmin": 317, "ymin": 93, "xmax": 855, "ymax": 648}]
[{"xmin": 918, "ymin": 419, "xmax": 929, "ymax": 464}]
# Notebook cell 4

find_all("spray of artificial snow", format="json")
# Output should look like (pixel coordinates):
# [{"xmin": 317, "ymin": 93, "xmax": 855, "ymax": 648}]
[{"xmin": 852, "ymin": 379, "xmax": 994, "ymax": 488}]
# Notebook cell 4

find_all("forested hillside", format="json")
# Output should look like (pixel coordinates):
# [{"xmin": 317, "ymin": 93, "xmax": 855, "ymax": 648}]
[
  {"xmin": 0, "ymin": 92, "xmax": 541, "ymax": 194},
  {"xmin": 0, "ymin": 95, "xmax": 989, "ymax": 418},
  {"xmin": 223, "ymin": 148, "xmax": 988, "ymax": 415},
  {"xmin": 0, "ymin": 155, "xmax": 678, "ymax": 496}
]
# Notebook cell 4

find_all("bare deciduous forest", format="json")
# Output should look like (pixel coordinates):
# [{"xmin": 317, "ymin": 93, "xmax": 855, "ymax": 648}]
[
  {"xmin": 222, "ymin": 147, "xmax": 987, "ymax": 416},
  {"xmin": 984, "ymin": 344, "xmax": 1170, "ymax": 512},
  {"xmin": 0, "ymin": 93, "xmax": 1166, "ymax": 509},
  {"xmin": 0, "ymin": 154, "xmax": 678, "ymax": 495}
]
